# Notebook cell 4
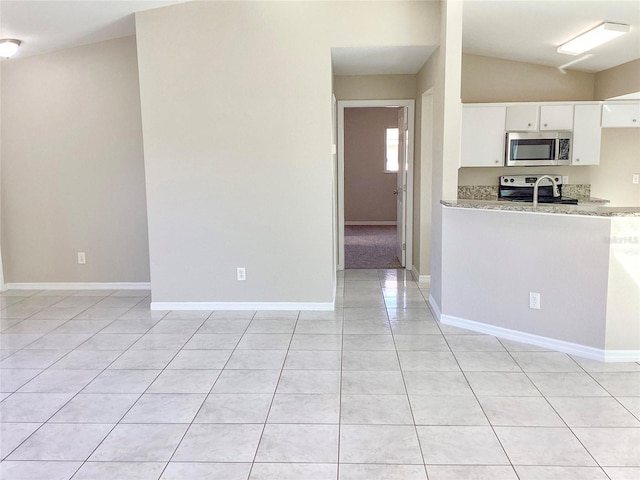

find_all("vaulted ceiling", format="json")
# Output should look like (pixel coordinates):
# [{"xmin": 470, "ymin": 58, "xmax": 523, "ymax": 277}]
[{"xmin": 1, "ymin": 1, "xmax": 639, "ymax": 74}]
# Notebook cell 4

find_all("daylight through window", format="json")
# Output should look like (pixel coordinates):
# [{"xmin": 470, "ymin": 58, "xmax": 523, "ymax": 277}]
[{"xmin": 385, "ymin": 127, "xmax": 399, "ymax": 173}]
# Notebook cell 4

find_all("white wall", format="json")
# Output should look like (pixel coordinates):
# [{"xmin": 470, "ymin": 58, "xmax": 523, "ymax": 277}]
[
  {"xmin": 1, "ymin": 36, "xmax": 150, "ymax": 284},
  {"xmin": 413, "ymin": 86, "xmax": 434, "ymax": 279},
  {"xmin": 427, "ymin": 0, "xmax": 463, "ymax": 304},
  {"xmin": 440, "ymin": 206, "xmax": 640, "ymax": 356},
  {"xmin": 605, "ymin": 217, "xmax": 640, "ymax": 351},
  {"xmin": 334, "ymin": 75, "xmax": 417, "ymax": 101},
  {"xmin": 594, "ymin": 58, "xmax": 640, "ymax": 101},
  {"xmin": 441, "ymin": 207, "xmax": 610, "ymax": 349},
  {"xmin": 135, "ymin": 1, "xmax": 439, "ymax": 305},
  {"xmin": 591, "ymin": 129, "xmax": 640, "ymax": 207},
  {"xmin": 462, "ymin": 54, "xmax": 595, "ymax": 103},
  {"xmin": 0, "ymin": 56, "xmax": 3, "ymax": 290}
]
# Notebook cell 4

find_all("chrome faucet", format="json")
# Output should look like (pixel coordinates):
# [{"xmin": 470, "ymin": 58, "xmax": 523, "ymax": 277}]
[{"xmin": 533, "ymin": 175, "xmax": 560, "ymax": 207}]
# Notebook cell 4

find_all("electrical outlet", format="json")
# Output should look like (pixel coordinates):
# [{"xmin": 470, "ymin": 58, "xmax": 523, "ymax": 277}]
[
  {"xmin": 529, "ymin": 292, "xmax": 540, "ymax": 310},
  {"xmin": 77, "ymin": 252, "xmax": 86, "ymax": 265},
  {"xmin": 633, "ymin": 174, "xmax": 639, "ymax": 185},
  {"xmin": 236, "ymin": 267, "xmax": 246, "ymax": 281},
  {"xmin": 562, "ymin": 176, "xmax": 569, "ymax": 184}
]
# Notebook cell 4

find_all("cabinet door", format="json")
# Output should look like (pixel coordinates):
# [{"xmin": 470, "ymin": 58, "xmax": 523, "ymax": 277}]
[
  {"xmin": 572, "ymin": 104, "xmax": 601, "ymax": 165},
  {"xmin": 601, "ymin": 103, "xmax": 640, "ymax": 127},
  {"xmin": 461, "ymin": 106, "xmax": 506, "ymax": 167},
  {"xmin": 505, "ymin": 104, "xmax": 538, "ymax": 131},
  {"xmin": 540, "ymin": 105, "xmax": 573, "ymax": 130}
]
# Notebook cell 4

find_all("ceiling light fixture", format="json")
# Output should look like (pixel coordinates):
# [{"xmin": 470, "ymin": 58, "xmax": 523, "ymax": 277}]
[
  {"xmin": 0, "ymin": 38, "xmax": 22, "ymax": 58},
  {"xmin": 557, "ymin": 22, "xmax": 630, "ymax": 56},
  {"xmin": 0, "ymin": 39, "xmax": 21, "ymax": 58}
]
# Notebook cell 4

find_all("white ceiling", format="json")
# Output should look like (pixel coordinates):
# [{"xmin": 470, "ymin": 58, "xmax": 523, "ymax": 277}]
[
  {"xmin": 0, "ymin": 0, "xmax": 639, "ymax": 74},
  {"xmin": 0, "ymin": 1, "xmax": 189, "ymax": 59},
  {"xmin": 332, "ymin": 46, "xmax": 437, "ymax": 75},
  {"xmin": 463, "ymin": 0, "xmax": 640, "ymax": 73}
]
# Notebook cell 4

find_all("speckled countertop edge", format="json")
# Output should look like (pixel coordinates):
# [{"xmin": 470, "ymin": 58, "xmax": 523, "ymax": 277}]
[
  {"xmin": 576, "ymin": 196, "xmax": 610, "ymax": 205},
  {"xmin": 442, "ymin": 199, "xmax": 640, "ymax": 217}
]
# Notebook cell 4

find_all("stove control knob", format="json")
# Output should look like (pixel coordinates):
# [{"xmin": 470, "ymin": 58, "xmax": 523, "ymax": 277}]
[{"xmin": 510, "ymin": 178, "xmax": 514, "ymax": 183}]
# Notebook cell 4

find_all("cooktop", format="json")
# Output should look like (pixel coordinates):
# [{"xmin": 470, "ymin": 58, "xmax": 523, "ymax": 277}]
[{"xmin": 498, "ymin": 175, "xmax": 579, "ymax": 205}]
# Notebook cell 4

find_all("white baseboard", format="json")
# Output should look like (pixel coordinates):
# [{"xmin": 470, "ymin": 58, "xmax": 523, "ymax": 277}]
[
  {"xmin": 602, "ymin": 350, "xmax": 640, "ymax": 362},
  {"xmin": 438, "ymin": 311, "xmax": 640, "ymax": 363},
  {"xmin": 5, "ymin": 282, "xmax": 151, "ymax": 291},
  {"xmin": 428, "ymin": 294, "xmax": 442, "ymax": 320},
  {"xmin": 411, "ymin": 266, "xmax": 431, "ymax": 285},
  {"xmin": 345, "ymin": 221, "xmax": 397, "ymax": 226},
  {"xmin": 151, "ymin": 301, "xmax": 335, "ymax": 311}
]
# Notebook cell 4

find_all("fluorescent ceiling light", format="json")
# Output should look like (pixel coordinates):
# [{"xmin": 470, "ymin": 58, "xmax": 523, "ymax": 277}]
[
  {"xmin": 0, "ymin": 39, "xmax": 21, "ymax": 58},
  {"xmin": 557, "ymin": 22, "xmax": 630, "ymax": 56}
]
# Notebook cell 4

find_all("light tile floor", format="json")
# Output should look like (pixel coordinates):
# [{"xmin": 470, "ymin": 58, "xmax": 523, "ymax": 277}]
[{"xmin": 0, "ymin": 269, "xmax": 639, "ymax": 479}]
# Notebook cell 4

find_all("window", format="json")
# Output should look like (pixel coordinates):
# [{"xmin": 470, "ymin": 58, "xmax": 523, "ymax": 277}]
[{"xmin": 385, "ymin": 127, "xmax": 399, "ymax": 173}]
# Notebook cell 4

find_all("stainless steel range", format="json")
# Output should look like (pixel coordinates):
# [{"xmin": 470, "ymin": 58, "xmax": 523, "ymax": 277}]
[{"xmin": 499, "ymin": 175, "xmax": 579, "ymax": 205}]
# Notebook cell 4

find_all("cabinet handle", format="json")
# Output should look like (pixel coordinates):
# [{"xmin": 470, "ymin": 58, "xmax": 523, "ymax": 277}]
[
  {"xmin": 544, "ymin": 123, "xmax": 548, "ymax": 127},
  {"xmin": 633, "ymin": 119, "xmax": 637, "ymax": 123},
  {"xmin": 576, "ymin": 158, "xmax": 580, "ymax": 162},
  {"xmin": 527, "ymin": 123, "xmax": 532, "ymax": 127}
]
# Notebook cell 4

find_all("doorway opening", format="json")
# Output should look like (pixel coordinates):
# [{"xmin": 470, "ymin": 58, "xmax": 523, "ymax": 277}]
[{"xmin": 337, "ymin": 99, "xmax": 415, "ymax": 271}]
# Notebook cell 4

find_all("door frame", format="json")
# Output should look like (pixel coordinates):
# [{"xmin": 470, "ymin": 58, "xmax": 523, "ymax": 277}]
[{"xmin": 337, "ymin": 99, "xmax": 415, "ymax": 271}]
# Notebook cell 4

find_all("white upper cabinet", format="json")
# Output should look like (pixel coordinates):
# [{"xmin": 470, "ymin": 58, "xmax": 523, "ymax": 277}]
[
  {"xmin": 540, "ymin": 105, "xmax": 574, "ymax": 130},
  {"xmin": 461, "ymin": 105, "xmax": 506, "ymax": 167},
  {"xmin": 601, "ymin": 102, "xmax": 640, "ymax": 127},
  {"xmin": 505, "ymin": 104, "xmax": 538, "ymax": 131},
  {"xmin": 505, "ymin": 104, "xmax": 573, "ymax": 131},
  {"xmin": 572, "ymin": 104, "xmax": 601, "ymax": 166},
  {"xmin": 461, "ymin": 101, "xmax": 617, "ymax": 168}
]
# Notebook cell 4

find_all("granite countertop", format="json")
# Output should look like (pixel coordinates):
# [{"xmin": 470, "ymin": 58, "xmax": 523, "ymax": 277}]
[
  {"xmin": 573, "ymin": 196, "xmax": 610, "ymax": 205},
  {"xmin": 442, "ymin": 198, "xmax": 640, "ymax": 217}
]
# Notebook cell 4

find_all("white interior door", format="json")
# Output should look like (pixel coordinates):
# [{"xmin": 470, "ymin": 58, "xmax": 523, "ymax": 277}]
[{"xmin": 396, "ymin": 106, "xmax": 408, "ymax": 267}]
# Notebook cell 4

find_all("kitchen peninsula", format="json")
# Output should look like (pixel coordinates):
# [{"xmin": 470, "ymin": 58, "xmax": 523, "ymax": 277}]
[
  {"xmin": 443, "ymin": 198, "xmax": 639, "ymax": 217},
  {"xmin": 433, "ymin": 200, "xmax": 640, "ymax": 362}
]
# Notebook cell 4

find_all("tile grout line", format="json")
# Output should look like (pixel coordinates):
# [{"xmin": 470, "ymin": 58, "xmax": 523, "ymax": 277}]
[
  {"xmin": 380, "ymin": 269, "xmax": 432, "ymax": 480},
  {"xmin": 245, "ymin": 310, "xmax": 301, "ymax": 479},
  {"xmin": 1, "ymin": 290, "xmax": 156, "ymax": 468},
  {"xmin": 499, "ymin": 344, "xmax": 608, "ymax": 477},
  {"xmin": 441, "ymin": 334, "xmax": 521, "ymax": 479},
  {"xmin": 336, "ymin": 274, "xmax": 345, "ymax": 480},
  {"xmin": 156, "ymin": 309, "xmax": 257, "ymax": 479},
  {"xmin": 68, "ymin": 308, "xmax": 213, "ymax": 478}
]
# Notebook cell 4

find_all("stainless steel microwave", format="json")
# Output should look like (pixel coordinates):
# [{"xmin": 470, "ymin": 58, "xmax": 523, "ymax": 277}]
[{"xmin": 505, "ymin": 131, "xmax": 571, "ymax": 166}]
